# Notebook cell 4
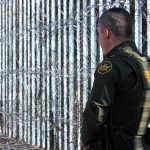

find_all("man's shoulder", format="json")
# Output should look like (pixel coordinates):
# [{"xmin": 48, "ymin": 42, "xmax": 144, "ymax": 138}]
[{"xmin": 95, "ymin": 58, "xmax": 125, "ymax": 77}]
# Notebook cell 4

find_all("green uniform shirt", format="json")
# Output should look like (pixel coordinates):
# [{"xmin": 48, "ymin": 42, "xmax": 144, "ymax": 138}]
[{"xmin": 81, "ymin": 41, "xmax": 149, "ymax": 144}]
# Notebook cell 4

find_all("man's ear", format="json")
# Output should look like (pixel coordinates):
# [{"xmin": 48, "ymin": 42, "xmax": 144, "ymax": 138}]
[{"xmin": 105, "ymin": 29, "xmax": 111, "ymax": 39}]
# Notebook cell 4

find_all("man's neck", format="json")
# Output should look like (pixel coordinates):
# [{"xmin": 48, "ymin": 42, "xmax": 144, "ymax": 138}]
[{"xmin": 105, "ymin": 37, "xmax": 131, "ymax": 55}]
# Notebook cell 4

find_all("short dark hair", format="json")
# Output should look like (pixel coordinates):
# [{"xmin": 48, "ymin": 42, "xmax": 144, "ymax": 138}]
[{"xmin": 98, "ymin": 7, "xmax": 134, "ymax": 39}]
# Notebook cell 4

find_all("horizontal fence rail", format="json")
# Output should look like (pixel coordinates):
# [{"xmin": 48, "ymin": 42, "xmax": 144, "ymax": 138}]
[{"xmin": 0, "ymin": 0, "xmax": 149, "ymax": 149}]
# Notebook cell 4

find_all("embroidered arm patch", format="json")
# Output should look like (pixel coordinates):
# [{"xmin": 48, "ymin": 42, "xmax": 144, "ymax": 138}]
[{"xmin": 98, "ymin": 61, "xmax": 112, "ymax": 74}]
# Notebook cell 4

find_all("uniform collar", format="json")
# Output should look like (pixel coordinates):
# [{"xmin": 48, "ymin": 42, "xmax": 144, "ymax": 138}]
[{"xmin": 104, "ymin": 41, "xmax": 138, "ymax": 59}]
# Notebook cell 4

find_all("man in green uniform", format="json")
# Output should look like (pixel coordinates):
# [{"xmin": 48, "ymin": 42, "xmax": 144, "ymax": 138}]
[{"xmin": 80, "ymin": 7, "xmax": 150, "ymax": 150}]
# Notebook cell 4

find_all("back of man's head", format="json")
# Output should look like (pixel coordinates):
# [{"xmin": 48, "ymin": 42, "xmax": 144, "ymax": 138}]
[{"xmin": 98, "ymin": 7, "xmax": 134, "ymax": 40}]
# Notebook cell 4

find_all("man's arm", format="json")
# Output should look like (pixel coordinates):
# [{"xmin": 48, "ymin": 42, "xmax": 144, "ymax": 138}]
[{"xmin": 80, "ymin": 60, "xmax": 116, "ymax": 145}]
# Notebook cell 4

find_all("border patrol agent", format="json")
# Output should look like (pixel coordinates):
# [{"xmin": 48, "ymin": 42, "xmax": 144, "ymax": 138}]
[{"xmin": 80, "ymin": 7, "xmax": 150, "ymax": 150}]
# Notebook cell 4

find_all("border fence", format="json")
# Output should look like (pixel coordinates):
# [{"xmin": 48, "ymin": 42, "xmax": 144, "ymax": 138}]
[{"xmin": 0, "ymin": 0, "xmax": 149, "ymax": 149}]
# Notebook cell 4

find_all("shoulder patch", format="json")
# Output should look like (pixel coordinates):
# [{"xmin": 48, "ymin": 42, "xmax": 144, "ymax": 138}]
[
  {"xmin": 98, "ymin": 61, "xmax": 112, "ymax": 74},
  {"xmin": 144, "ymin": 71, "xmax": 150, "ymax": 82}
]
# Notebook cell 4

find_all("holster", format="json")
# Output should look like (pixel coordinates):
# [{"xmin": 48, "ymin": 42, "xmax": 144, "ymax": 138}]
[{"xmin": 102, "ymin": 125, "xmax": 131, "ymax": 150}]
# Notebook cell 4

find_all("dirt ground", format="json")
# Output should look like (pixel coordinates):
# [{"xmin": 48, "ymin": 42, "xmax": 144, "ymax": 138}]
[{"xmin": 0, "ymin": 134, "xmax": 41, "ymax": 150}]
